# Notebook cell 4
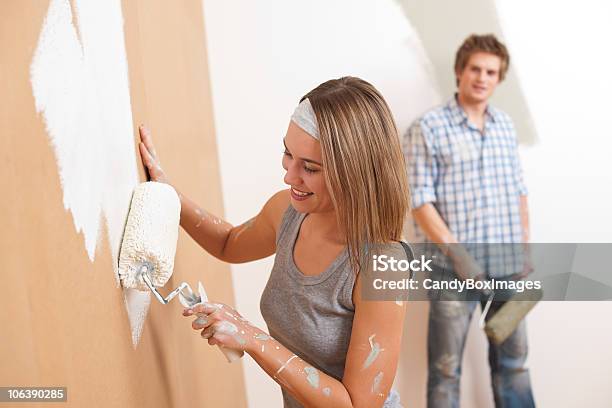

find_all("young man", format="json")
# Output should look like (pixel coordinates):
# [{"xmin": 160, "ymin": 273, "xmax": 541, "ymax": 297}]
[{"xmin": 403, "ymin": 34, "xmax": 535, "ymax": 407}]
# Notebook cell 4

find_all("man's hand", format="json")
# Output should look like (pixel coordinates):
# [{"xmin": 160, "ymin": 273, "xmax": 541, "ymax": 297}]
[{"xmin": 448, "ymin": 246, "xmax": 485, "ymax": 281}]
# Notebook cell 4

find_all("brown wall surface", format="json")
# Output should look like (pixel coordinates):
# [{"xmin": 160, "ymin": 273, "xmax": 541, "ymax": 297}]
[{"xmin": 0, "ymin": 1, "xmax": 246, "ymax": 407}]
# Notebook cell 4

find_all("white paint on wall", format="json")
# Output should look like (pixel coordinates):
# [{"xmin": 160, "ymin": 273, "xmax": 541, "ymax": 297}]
[
  {"xmin": 30, "ymin": 0, "xmax": 150, "ymax": 346},
  {"xmin": 202, "ymin": 0, "xmax": 439, "ymax": 406},
  {"xmin": 124, "ymin": 290, "xmax": 151, "ymax": 346}
]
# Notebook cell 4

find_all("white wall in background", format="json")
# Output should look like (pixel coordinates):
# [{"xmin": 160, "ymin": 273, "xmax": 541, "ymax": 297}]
[
  {"xmin": 395, "ymin": 0, "xmax": 612, "ymax": 406},
  {"xmin": 496, "ymin": 0, "xmax": 612, "ymax": 243},
  {"xmin": 394, "ymin": 0, "xmax": 538, "ymax": 146},
  {"xmin": 203, "ymin": 0, "xmax": 612, "ymax": 406},
  {"xmin": 30, "ymin": 0, "xmax": 149, "ymax": 346},
  {"xmin": 495, "ymin": 1, "xmax": 612, "ymax": 407}
]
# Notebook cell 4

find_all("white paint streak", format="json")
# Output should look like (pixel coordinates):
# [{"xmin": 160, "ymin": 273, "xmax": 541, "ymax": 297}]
[
  {"xmin": 254, "ymin": 333, "xmax": 271, "ymax": 341},
  {"xmin": 274, "ymin": 354, "xmax": 298, "ymax": 378},
  {"xmin": 125, "ymin": 290, "xmax": 151, "ymax": 345},
  {"xmin": 304, "ymin": 366, "xmax": 320, "ymax": 389},
  {"xmin": 372, "ymin": 371, "xmax": 384, "ymax": 394},
  {"xmin": 216, "ymin": 321, "xmax": 239, "ymax": 335},
  {"xmin": 363, "ymin": 334, "xmax": 384, "ymax": 370},
  {"xmin": 30, "ymin": 0, "xmax": 147, "ymax": 345}
]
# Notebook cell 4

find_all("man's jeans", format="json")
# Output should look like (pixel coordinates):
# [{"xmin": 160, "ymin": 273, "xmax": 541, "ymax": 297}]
[{"xmin": 427, "ymin": 290, "xmax": 536, "ymax": 407}]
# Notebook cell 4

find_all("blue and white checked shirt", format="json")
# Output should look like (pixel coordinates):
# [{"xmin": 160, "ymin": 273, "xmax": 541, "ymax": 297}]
[{"xmin": 403, "ymin": 96, "xmax": 528, "ymax": 276}]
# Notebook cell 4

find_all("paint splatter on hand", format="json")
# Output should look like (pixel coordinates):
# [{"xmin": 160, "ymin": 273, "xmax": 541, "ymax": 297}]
[
  {"xmin": 184, "ymin": 301, "xmax": 261, "ymax": 353},
  {"xmin": 138, "ymin": 125, "xmax": 169, "ymax": 184}
]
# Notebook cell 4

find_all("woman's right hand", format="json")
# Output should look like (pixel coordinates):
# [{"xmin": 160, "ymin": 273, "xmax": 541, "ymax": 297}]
[{"xmin": 138, "ymin": 125, "xmax": 169, "ymax": 183}]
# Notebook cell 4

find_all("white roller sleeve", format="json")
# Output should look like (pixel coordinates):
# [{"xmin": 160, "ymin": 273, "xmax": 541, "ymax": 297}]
[{"xmin": 119, "ymin": 182, "xmax": 181, "ymax": 290}]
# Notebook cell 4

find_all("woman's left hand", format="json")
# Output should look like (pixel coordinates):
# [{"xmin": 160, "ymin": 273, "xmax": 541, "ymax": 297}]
[
  {"xmin": 183, "ymin": 302, "xmax": 261, "ymax": 353},
  {"xmin": 138, "ymin": 125, "xmax": 170, "ymax": 184}
]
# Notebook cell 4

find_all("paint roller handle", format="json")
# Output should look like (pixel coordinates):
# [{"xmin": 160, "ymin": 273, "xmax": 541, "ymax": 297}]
[{"xmin": 187, "ymin": 282, "xmax": 244, "ymax": 363}]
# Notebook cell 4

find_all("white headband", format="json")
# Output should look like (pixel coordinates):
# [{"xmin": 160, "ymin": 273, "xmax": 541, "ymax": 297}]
[{"xmin": 291, "ymin": 98, "xmax": 319, "ymax": 139}]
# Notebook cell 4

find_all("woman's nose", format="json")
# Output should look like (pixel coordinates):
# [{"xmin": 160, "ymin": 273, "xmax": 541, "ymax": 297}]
[{"xmin": 283, "ymin": 162, "xmax": 301, "ymax": 186}]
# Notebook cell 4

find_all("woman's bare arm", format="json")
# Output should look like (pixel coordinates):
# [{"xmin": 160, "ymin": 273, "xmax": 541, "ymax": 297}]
[{"xmin": 138, "ymin": 125, "xmax": 289, "ymax": 263}]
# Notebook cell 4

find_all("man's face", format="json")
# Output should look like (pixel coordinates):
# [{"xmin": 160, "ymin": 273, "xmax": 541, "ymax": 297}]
[{"xmin": 456, "ymin": 52, "xmax": 502, "ymax": 104}]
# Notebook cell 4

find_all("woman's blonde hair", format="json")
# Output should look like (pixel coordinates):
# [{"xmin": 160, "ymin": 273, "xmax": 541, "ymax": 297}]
[{"xmin": 301, "ymin": 77, "xmax": 410, "ymax": 273}]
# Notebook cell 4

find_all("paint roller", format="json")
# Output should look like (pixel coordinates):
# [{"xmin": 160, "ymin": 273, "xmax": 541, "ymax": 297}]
[
  {"xmin": 479, "ymin": 288, "xmax": 543, "ymax": 345},
  {"xmin": 118, "ymin": 181, "xmax": 243, "ymax": 362}
]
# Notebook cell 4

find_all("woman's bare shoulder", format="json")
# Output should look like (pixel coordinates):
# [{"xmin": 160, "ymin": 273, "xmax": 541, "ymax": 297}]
[{"xmin": 261, "ymin": 189, "xmax": 291, "ymax": 233}]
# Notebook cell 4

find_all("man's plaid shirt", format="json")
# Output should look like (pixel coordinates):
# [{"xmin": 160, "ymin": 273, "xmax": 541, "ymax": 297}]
[{"xmin": 403, "ymin": 96, "xmax": 528, "ymax": 277}]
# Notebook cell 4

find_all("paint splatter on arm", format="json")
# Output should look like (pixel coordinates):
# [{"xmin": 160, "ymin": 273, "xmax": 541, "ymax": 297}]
[
  {"xmin": 186, "ymin": 302, "xmax": 352, "ymax": 405},
  {"xmin": 341, "ymin": 245, "xmax": 409, "ymax": 407},
  {"xmin": 177, "ymin": 193, "xmax": 233, "ymax": 259},
  {"xmin": 247, "ymin": 337, "xmax": 357, "ymax": 407},
  {"xmin": 176, "ymin": 190, "xmax": 288, "ymax": 265},
  {"xmin": 213, "ymin": 190, "xmax": 290, "ymax": 263},
  {"xmin": 362, "ymin": 334, "xmax": 385, "ymax": 370}
]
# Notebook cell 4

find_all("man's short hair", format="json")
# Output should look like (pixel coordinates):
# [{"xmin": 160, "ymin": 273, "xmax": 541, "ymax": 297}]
[{"xmin": 454, "ymin": 34, "xmax": 510, "ymax": 84}]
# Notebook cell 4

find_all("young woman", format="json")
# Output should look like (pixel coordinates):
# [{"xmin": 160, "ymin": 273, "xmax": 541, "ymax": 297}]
[{"xmin": 139, "ymin": 77, "xmax": 412, "ymax": 408}]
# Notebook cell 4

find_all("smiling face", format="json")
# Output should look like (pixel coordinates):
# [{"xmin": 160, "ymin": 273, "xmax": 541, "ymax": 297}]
[
  {"xmin": 456, "ymin": 52, "xmax": 501, "ymax": 104},
  {"xmin": 282, "ymin": 121, "xmax": 334, "ymax": 215}
]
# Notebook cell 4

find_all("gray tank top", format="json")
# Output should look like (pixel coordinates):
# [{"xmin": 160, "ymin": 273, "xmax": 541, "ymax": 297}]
[{"xmin": 260, "ymin": 205, "xmax": 408, "ymax": 408}]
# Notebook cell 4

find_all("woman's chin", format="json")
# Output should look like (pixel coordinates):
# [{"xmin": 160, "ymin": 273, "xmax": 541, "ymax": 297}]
[{"xmin": 290, "ymin": 200, "xmax": 312, "ymax": 213}]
